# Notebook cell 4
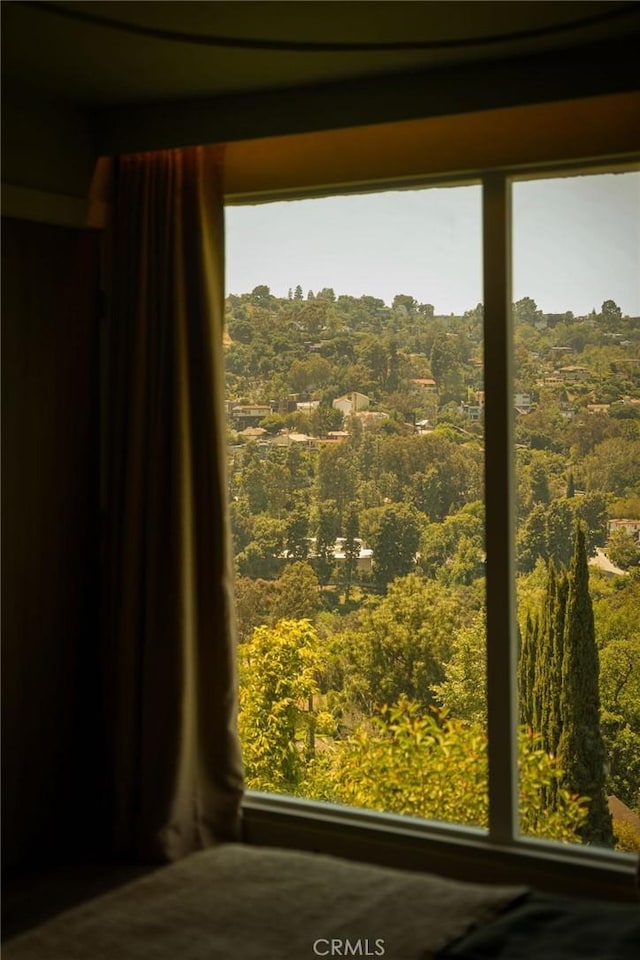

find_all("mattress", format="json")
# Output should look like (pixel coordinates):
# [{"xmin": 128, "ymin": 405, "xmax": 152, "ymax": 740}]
[{"xmin": 2, "ymin": 843, "xmax": 526, "ymax": 960}]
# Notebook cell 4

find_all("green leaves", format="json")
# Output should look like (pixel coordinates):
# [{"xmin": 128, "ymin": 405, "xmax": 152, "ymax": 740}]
[
  {"xmin": 303, "ymin": 698, "xmax": 587, "ymax": 840},
  {"xmin": 239, "ymin": 619, "xmax": 324, "ymax": 793}
]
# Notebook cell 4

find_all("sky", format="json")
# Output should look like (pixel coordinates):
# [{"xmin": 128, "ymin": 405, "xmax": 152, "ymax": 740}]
[{"xmin": 225, "ymin": 172, "xmax": 640, "ymax": 316}]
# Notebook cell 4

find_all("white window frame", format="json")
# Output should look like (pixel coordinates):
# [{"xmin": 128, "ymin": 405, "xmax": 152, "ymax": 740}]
[{"xmin": 230, "ymin": 157, "xmax": 640, "ymax": 901}]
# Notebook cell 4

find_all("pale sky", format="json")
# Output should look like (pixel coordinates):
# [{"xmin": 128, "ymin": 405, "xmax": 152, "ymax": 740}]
[{"xmin": 226, "ymin": 172, "xmax": 640, "ymax": 316}]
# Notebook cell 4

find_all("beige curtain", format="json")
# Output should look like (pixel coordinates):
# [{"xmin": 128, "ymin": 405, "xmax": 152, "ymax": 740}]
[{"xmin": 104, "ymin": 145, "xmax": 243, "ymax": 861}]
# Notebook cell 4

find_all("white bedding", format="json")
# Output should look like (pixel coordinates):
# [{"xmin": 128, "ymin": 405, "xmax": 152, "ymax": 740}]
[{"xmin": 3, "ymin": 844, "xmax": 526, "ymax": 960}]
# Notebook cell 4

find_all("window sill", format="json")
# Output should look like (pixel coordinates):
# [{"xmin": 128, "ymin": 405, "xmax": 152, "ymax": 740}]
[{"xmin": 241, "ymin": 792, "xmax": 639, "ymax": 904}]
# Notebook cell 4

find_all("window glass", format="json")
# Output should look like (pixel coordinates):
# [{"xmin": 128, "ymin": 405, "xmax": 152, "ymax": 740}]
[
  {"xmin": 225, "ymin": 187, "xmax": 490, "ymax": 830},
  {"xmin": 513, "ymin": 172, "xmax": 640, "ymax": 851}
]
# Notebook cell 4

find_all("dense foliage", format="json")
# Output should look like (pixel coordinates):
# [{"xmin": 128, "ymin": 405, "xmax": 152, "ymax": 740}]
[{"xmin": 227, "ymin": 288, "xmax": 640, "ymax": 851}]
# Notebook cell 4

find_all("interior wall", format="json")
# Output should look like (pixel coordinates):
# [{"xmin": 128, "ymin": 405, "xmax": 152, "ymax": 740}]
[
  {"xmin": 1, "ymin": 217, "xmax": 104, "ymax": 874},
  {"xmin": 1, "ymin": 86, "xmax": 96, "ymax": 198}
]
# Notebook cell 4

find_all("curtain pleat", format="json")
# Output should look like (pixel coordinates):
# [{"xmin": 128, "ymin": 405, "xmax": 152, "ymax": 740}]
[{"xmin": 104, "ymin": 146, "xmax": 243, "ymax": 861}]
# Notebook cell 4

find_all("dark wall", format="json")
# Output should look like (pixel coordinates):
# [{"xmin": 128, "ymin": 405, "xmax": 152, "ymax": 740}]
[
  {"xmin": 1, "ymin": 86, "xmax": 96, "ymax": 198},
  {"xmin": 91, "ymin": 34, "xmax": 640, "ymax": 156},
  {"xmin": 1, "ymin": 218, "xmax": 103, "ymax": 873}
]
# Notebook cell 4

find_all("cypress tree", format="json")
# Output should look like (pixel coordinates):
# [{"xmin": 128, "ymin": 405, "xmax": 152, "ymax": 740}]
[
  {"xmin": 547, "ymin": 569, "xmax": 567, "ymax": 760},
  {"xmin": 518, "ymin": 611, "xmax": 537, "ymax": 728},
  {"xmin": 534, "ymin": 561, "xmax": 557, "ymax": 745},
  {"xmin": 557, "ymin": 523, "xmax": 614, "ymax": 846},
  {"xmin": 566, "ymin": 471, "xmax": 575, "ymax": 498}
]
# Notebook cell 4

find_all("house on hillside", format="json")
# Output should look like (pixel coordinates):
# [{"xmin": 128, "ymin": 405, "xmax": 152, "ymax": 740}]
[
  {"xmin": 558, "ymin": 365, "xmax": 592, "ymax": 381},
  {"xmin": 230, "ymin": 403, "xmax": 272, "ymax": 428},
  {"xmin": 410, "ymin": 378, "xmax": 437, "ymax": 393},
  {"xmin": 332, "ymin": 391, "xmax": 369, "ymax": 416},
  {"xmin": 608, "ymin": 519, "xmax": 640, "ymax": 544}
]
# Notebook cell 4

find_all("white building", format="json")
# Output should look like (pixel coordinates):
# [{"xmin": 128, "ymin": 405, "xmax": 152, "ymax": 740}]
[{"xmin": 332, "ymin": 391, "xmax": 370, "ymax": 416}]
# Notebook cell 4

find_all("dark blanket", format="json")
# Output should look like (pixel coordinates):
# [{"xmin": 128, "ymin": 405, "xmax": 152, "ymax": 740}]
[{"xmin": 436, "ymin": 892, "xmax": 640, "ymax": 960}]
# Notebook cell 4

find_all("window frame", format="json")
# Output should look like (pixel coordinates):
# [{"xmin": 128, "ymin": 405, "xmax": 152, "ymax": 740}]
[{"xmin": 229, "ymin": 157, "xmax": 640, "ymax": 900}]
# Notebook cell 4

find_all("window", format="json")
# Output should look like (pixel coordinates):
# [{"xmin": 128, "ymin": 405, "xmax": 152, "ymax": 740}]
[{"xmin": 225, "ymin": 162, "xmax": 640, "ymax": 894}]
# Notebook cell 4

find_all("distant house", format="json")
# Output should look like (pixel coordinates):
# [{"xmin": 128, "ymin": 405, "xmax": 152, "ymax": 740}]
[
  {"xmin": 461, "ymin": 403, "xmax": 483, "ymax": 422},
  {"xmin": 332, "ymin": 391, "xmax": 370, "ymax": 416},
  {"xmin": 608, "ymin": 518, "xmax": 640, "ymax": 544},
  {"xmin": 460, "ymin": 390, "xmax": 485, "ymax": 421},
  {"xmin": 409, "ymin": 378, "xmax": 437, "ymax": 393},
  {"xmin": 587, "ymin": 403, "xmax": 610, "ymax": 415},
  {"xmin": 231, "ymin": 403, "xmax": 272, "ymax": 428},
  {"xmin": 415, "ymin": 419, "xmax": 433, "ymax": 434},
  {"xmin": 333, "ymin": 538, "xmax": 373, "ymax": 573},
  {"xmin": 353, "ymin": 410, "xmax": 389, "ymax": 428},
  {"xmin": 558, "ymin": 365, "xmax": 591, "ymax": 381},
  {"xmin": 514, "ymin": 392, "xmax": 532, "ymax": 412},
  {"xmin": 281, "ymin": 536, "xmax": 373, "ymax": 573},
  {"xmin": 270, "ymin": 430, "xmax": 318, "ymax": 449}
]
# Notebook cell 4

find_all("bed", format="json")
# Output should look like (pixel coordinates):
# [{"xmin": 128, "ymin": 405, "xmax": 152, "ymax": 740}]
[{"xmin": 2, "ymin": 844, "xmax": 638, "ymax": 960}]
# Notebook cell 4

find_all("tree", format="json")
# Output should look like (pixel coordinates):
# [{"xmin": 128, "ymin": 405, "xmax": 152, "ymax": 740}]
[
  {"xmin": 583, "ymin": 437, "xmax": 640, "ymax": 497},
  {"xmin": 601, "ymin": 299, "xmax": 622, "ymax": 322},
  {"xmin": 557, "ymin": 525, "xmax": 614, "ymax": 845},
  {"xmin": 513, "ymin": 297, "xmax": 543, "ymax": 325},
  {"xmin": 607, "ymin": 528, "xmax": 640, "ymax": 570},
  {"xmin": 294, "ymin": 284, "xmax": 303, "ymax": 300},
  {"xmin": 432, "ymin": 615, "xmax": 486, "ymax": 724},
  {"xmin": 317, "ymin": 287, "xmax": 336, "ymax": 301},
  {"xmin": 518, "ymin": 612, "xmax": 537, "ymax": 727},
  {"xmin": 233, "ymin": 577, "xmax": 279, "ymax": 641},
  {"xmin": 341, "ymin": 503, "xmax": 360, "ymax": 602},
  {"xmin": 251, "ymin": 284, "xmax": 272, "ymax": 305},
  {"xmin": 235, "ymin": 515, "xmax": 286, "ymax": 579},
  {"xmin": 314, "ymin": 501, "xmax": 339, "ymax": 585},
  {"xmin": 275, "ymin": 562, "xmax": 321, "ymax": 621},
  {"xmin": 334, "ymin": 576, "xmax": 474, "ymax": 716},
  {"xmin": 239, "ymin": 619, "xmax": 324, "ymax": 793},
  {"xmin": 284, "ymin": 503, "xmax": 310, "ymax": 560},
  {"xmin": 361, "ymin": 504, "xmax": 421, "ymax": 589}
]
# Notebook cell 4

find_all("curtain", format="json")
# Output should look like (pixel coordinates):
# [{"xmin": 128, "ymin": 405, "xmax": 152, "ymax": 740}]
[{"xmin": 104, "ymin": 145, "xmax": 243, "ymax": 862}]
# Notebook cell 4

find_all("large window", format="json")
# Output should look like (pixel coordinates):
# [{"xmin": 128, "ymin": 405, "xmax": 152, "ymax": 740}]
[{"xmin": 225, "ymin": 168, "xmax": 640, "ymax": 868}]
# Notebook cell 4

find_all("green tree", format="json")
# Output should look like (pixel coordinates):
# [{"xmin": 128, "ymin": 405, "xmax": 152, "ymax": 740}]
[
  {"xmin": 305, "ymin": 698, "xmax": 587, "ymax": 842},
  {"xmin": 432, "ymin": 615, "xmax": 486, "ymax": 724},
  {"xmin": 361, "ymin": 503, "xmax": 421, "ymax": 589},
  {"xmin": 236, "ymin": 515, "xmax": 286, "ymax": 578},
  {"xmin": 335, "ymin": 576, "xmax": 474, "ymax": 716},
  {"xmin": 584, "ymin": 437, "xmax": 640, "ymax": 498},
  {"xmin": 251, "ymin": 284, "xmax": 272, "ymax": 305},
  {"xmin": 341, "ymin": 503, "xmax": 360, "ymax": 602},
  {"xmin": 513, "ymin": 297, "xmax": 543, "ymax": 325},
  {"xmin": 233, "ymin": 576, "xmax": 280, "ymax": 641},
  {"xmin": 275, "ymin": 562, "xmax": 321, "ymax": 621},
  {"xmin": 284, "ymin": 503, "xmax": 310, "ymax": 560},
  {"xmin": 314, "ymin": 500, "xmax": 339, "ymax": 585},
  {"xmin": 557, "ymin": 525, "xmax": 614, "ymax": 846},
  {"xmin": 607, "ymin": 528, "xmax": 640, "ymax": 570},
  {"xmin": 518, "ymin": 612, "xmax": 537, "ymax": 727},
  {"xmin": 601, "ymin": 299, "xmax": 622, "ymax": 322},
  {"xmin": 239, "ymin": 619, "xmax": 324, "ymax": 793}
]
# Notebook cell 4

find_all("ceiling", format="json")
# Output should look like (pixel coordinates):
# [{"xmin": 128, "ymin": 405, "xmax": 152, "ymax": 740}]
[{"xmin": 3, "ymin": 0, "xmax": 640, "ymax": 107}]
